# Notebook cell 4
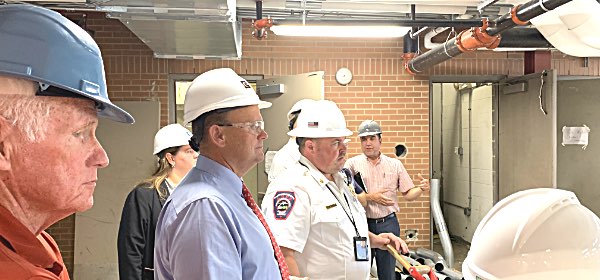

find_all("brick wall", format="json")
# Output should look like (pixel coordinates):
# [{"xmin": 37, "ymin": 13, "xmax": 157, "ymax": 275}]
[
  {"xmin": 45, "ymin": 214, "xmax": 75, "ymax": 278},
  {"xmin": 48, "ymin": 11, "xmax": 600, "ymax": 274}
]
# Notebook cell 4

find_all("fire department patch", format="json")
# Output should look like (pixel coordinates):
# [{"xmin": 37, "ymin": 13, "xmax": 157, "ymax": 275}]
[{"xmin": 273, "ymin": 191, "xmax": 295, "ymax": 220}]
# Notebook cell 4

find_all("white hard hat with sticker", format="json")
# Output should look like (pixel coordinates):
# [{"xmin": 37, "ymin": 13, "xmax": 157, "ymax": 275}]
[
  {"xmin": 183, "ymin": 68, "xmax": 272, "ymax": 124},
  {"xmin": 288, "ymin": 100, "xmax": 352, "ymax": 138}
]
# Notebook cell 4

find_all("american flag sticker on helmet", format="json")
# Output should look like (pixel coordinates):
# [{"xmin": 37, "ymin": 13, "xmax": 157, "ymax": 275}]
[{"xmin": 308, "ymin": 122, "xmax": 318, "ymax": 127}]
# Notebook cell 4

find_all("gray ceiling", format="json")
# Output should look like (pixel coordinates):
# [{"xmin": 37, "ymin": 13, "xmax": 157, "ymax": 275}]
[{"xmin": 19, "ymin": 0, "xmax": 531, "ymax": 58}]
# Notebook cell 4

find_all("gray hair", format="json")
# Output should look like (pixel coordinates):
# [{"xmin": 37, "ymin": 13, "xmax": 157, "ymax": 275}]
[{"xmin": 0, "ymin": 95, "xmax": 52, "ymax": 142}]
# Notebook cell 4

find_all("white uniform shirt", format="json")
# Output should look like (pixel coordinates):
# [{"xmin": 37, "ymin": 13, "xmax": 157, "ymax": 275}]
[
  {"xmin": 268, "ymin": 138, "xmax": 301, "ymax": 183},
  {"xmin": 262, "ymin": 156, "xmax": 370, "ymax": 280}
]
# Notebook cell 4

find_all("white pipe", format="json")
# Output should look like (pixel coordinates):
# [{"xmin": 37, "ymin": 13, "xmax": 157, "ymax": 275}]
[
  {"xmin": 439, "ymin": 268, "xmax": 464, "ymax": 280},
  {"xmin": 415, "ymin": 247, "xmax": 445, "ymax": 272},
  {"xmin": 423, "ymin": 27, "xmax": 449, "ymax": 49},
  {"xmin": 430, "ymin": 179, "xmax": 455, "ymax": 268}
]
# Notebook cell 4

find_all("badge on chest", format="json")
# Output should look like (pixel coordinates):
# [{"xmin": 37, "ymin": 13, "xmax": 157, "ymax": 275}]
[
  {"xmin": 354, "ymin": 236, "xmax": 369, "ymax": 261},
  {"xmin": 273, "ymin": 191, "xmax": 295, "ymax": 220}
]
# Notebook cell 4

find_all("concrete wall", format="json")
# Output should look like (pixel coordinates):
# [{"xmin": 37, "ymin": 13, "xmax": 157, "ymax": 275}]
[{"xmin": 434, "ymin": 83, "xmax": 494, "ymax": 242}]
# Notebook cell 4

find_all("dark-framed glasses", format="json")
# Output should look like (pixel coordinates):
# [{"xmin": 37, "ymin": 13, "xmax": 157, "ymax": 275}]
[{"xmin": 217, "ymin": 120, "xmax": 265, "ymax": 134}]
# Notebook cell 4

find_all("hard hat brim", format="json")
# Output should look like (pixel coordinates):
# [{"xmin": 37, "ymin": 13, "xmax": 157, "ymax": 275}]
[
  {"xmin": 357, "ymin": 131, "xmax": 381, "ymax": 137},
  {"xmin": 184, "ymin": 99, "xmax": 272, "ymax": 125},
  {"xmin": 287, "ymin": 128, "xmax": 353, "ymax": 138}
]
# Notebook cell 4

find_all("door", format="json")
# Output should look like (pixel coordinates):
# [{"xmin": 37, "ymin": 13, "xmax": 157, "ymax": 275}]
[
  {"xmin": 498, "ymin": 70, "xmax": 557, "ymax": 200},
  {"xmin": 557, "ymin": 77, "xmax": 600, "ymax": 217},
  {"xmin": 74, "ymin": 101, "xmax": 159, "ymax": 279},
  {"xmin": 241, "ymin": 72, "xmax": 324, "ymax": 203}
]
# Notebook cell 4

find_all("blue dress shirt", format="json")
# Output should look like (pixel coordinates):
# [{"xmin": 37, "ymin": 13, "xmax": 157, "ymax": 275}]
[{"xmin": 154, "ymin": 155, "xmax": 282, "ymax": 280}]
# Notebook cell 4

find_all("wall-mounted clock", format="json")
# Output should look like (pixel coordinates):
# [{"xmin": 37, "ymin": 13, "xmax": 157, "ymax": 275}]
[{"xmin": 335, "ymin": 67, "xmax": 353, "ymax": 86}]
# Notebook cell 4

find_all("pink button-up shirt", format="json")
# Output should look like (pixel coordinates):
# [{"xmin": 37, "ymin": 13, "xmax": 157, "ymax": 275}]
[{"xmin": 345, "ymin": 154, "xmax": 414, "ymax": 219}]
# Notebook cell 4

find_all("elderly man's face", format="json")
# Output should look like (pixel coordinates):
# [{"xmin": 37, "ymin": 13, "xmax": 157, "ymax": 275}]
[{"xmin": 8, "ymin": 97, "xmax": 109, "ymax": 214}]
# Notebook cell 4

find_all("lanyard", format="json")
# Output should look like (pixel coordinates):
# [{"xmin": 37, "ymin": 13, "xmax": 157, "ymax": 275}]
[
  {"xmin": 325, "ymin": 184, "xmax": 361, "ymax": 237},
  {"xmin": 298, "ymin": 161, "xmax": 362, "ymax": 237}
]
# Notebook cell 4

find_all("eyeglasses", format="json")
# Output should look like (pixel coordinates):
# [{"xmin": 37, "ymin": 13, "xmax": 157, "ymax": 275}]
[{"xmin": 217, "ymin": 120, "xmax": 265, "ymax": 135}]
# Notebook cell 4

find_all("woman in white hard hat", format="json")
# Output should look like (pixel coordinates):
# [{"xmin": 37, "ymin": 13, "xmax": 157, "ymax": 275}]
[{"xmin": 117, "ymin": 124, "xmax": 198, "ymax": 280}]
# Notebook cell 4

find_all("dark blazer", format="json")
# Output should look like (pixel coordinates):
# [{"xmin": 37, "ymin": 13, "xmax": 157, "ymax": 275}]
[{"xmin": 117, "ymin": 181, "xmax": 169, "ymax": 280}]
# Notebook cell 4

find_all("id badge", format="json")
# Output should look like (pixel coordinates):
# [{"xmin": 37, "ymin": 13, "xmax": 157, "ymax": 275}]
[{"xmin": 353, "ymin": 236, "xmax": 369, "ymax": 261}]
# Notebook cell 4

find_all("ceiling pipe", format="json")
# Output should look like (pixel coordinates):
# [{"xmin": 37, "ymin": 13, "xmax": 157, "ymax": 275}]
[
  {"xmin": 403, "ymin": 29, "xmax": 419, "ymax": 67},
  {"xmin": 405, "ymin": 0, "xmax": 572, "ymax": 75},
  {"xmin": 424, "ymin": 28, "xmax": 552, "ymax": 50}
]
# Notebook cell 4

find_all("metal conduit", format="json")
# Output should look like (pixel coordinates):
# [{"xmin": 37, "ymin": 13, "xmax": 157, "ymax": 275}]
[{"xmin": 405, "ymin": 0, "xmax": 572, "ymax": 74}]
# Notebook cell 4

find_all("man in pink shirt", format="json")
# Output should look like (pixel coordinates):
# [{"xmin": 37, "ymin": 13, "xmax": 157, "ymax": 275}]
[{"xmin": 344, "ymin": 120, "xmax": 429, "ymax": 280}]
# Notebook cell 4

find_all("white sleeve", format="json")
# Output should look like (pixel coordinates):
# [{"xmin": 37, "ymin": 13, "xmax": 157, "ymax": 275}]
[{"xmin": 262, "ymin": 182, "xmax": 310, "ymax": 253}]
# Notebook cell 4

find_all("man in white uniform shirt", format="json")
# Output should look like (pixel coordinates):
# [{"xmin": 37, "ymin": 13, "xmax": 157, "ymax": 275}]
[
  {"xmin": 262, "ymin": 101, "xmax": 408, "ymax": 280},
  {"xmin": 268, "ymin": 99, "xmax": 316, "ymax": 182}
]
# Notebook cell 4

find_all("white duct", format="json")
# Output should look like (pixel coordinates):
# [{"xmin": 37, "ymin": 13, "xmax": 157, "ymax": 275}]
[
  {"xmin": 424, "ymin": 27, "xmax": 450, "ymax": 49},
  {"xmin": 531, "ymin": 0, "xmax": 600, "ymax": 56},
  {"xmin": 430, "ymin": 179, "xmax": 454, "ymax": 269}
]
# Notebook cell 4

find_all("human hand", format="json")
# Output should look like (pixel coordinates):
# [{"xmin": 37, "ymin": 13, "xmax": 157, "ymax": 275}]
[
  {"xmin": 368, "ymin": 189, "xmax": 395, "ymax": 206},
  {"xmin": 380, "ymin": 232, "xmax": 409, "ymax": 254},
  {"xmin": 417, "ymin": 173, "xmax": 429, "ymax": 192},
  {"xmin": 370, "ymin": 232, "xmax": 408, "ymax": 254}
]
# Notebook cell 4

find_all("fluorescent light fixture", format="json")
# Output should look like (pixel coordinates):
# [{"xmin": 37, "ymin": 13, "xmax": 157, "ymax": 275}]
[
  {"xmin": 270, "ymin": 25, "xmax": 411, "ymax": 38},
  {"xmin": 492, "ymin": 47, "xmax": 552, "ymax": 52}
]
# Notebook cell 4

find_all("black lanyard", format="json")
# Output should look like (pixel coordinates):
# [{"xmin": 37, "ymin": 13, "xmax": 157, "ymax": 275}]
[
  {"xmin": 298, "ymin": 161, "xmax": 362, "ymax": 237},
  {"xmin": 325, "ymin": 183, "xmax": 361, "ymax": 237}
]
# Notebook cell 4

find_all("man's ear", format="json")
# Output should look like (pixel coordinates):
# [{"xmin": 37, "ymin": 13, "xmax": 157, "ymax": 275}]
[
  {"xmin": 0, "ymin": 116, "xmax": 14, "ymax": 171},
  {"xmin": 207, "ymin": 124, "xmax": 226, "ymax": 148},
  {"xmin": 305, "ymin": 139, "xmax": 316, "ymax": 154}
]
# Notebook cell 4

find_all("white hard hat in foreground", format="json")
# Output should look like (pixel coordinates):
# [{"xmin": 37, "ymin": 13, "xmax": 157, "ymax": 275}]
[
  {"xmin": 183, "ymin": 68, "xmax": 272, "ymax": 124},
  {"xmin": 288, "ymin": 100, "xmax": 352, "ymax": 138},
  {"xmin": 153, "ymin": 124, "xmax": 193, "ymax": 155},
  {"xmin": 463, "ymin": 188, "xmax": 600, "ymax": 280}
]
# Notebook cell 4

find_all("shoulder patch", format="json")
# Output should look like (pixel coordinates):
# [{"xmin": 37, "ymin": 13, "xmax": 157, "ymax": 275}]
[{"xmin": 273, "ymin": 191, "xmax": 295, "ymax": 220}]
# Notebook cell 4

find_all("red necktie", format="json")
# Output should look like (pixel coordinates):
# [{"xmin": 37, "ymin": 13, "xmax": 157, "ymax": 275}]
[{"xmin": 241, "ymin": 183, "xmax": 290, "ymax": 280}]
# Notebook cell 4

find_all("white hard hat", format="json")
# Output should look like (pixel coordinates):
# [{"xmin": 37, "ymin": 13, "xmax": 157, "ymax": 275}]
[
  {"xmin": 183, "ymin": 68, "xmax": 272, "ymax": 124},
  {"xmin": 288, "ymin": 100, "xmax": 352, "ymax": 138},
  {"xmin": 463, "ymin": 188, "xmax": 600, "ymax": 280},
  {"xmin": 153, "ymin": 124, "xmax": 193, "ymax": 155},
  {"xmin": 357, "ymin": 120, "xmax": 382, "ymax": 137},
  {"xmin": 287, "ymin": 99, "xmax": 316, "ymax": 121}
]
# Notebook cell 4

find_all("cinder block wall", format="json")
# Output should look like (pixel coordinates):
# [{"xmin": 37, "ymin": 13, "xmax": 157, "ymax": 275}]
[{"xmin": 47, "ymin": 11, "xmax": 600, "ymax": 275}]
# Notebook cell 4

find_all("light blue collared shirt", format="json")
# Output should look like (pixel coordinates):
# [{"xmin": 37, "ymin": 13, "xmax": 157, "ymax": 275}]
[{"xmin": 154, "ymin": 155, "xmax": 282, "ymax": 280}]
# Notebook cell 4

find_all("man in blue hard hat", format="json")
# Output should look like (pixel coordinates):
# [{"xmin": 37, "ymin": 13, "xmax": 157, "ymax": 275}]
[{"xmin": 0, "ymin": 4, "xmax": 134, "ymax": 279}]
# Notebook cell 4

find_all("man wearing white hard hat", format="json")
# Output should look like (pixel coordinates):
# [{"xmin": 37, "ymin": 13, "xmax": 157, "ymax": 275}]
[
  {"xmin": 344, "ymin": 120, "xmax": 429, "ymax": 280},
  {"xmin": 118, "ymin": 124, "xmax": 197, "ymax": 280},
  {"xmin": 463, "ymin": 188, "xmax": 600, "ymax": 280},
  {"xmin": 268, "ymin": 99, "xmax": 316, "ymax": 182},
  {"xmin": 154, "ymin": 68, "xmax": 292, "ymax": 279},
  {"xmin": 261, "ymin": 100, "xmax": 408, "ymax": 280}
]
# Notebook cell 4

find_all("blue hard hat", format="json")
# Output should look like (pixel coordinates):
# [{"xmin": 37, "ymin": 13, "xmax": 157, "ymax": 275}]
[{"xmin": 0, "ymin": 4, "xmax": 134, "ymax": 124}]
